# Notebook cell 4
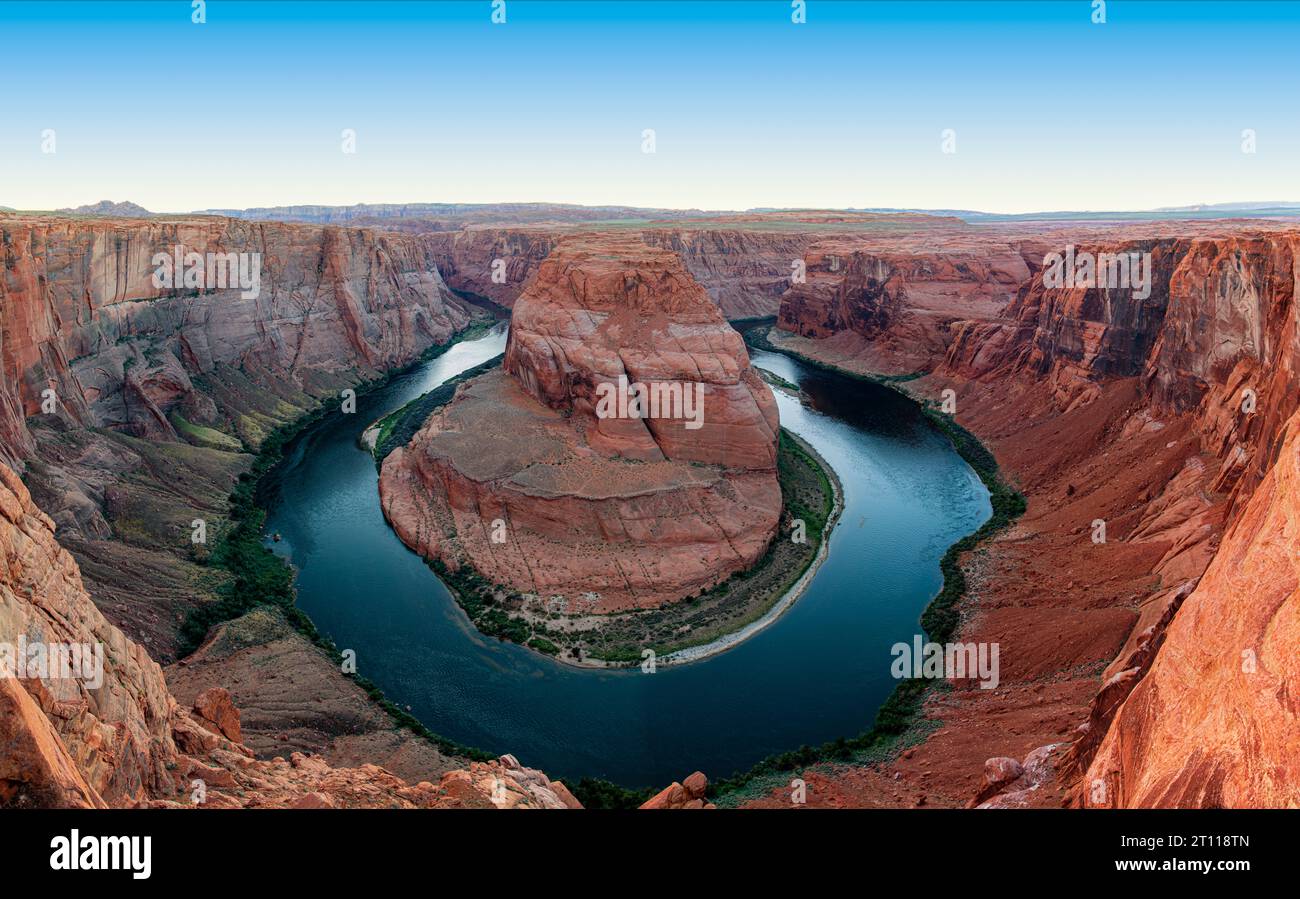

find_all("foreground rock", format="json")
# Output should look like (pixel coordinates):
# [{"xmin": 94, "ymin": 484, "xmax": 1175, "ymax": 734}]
[
  {"xmin": 640, "ymin": 771, "xmax": 715, "ymax": 809},
  {"xmin": 164, "ymin": 606, "xmax": 470, "ymax": 783},
  {"xmin": 0, "ymin": 460, "xmax": 578, "ymax": 808},
  {"xmin": 1082, "ymin": 406, "xmax": 1300, "ymax": 807},
  {"xmin": 380, "ymin": 235, "xmax": 781, "ymax": 614}
]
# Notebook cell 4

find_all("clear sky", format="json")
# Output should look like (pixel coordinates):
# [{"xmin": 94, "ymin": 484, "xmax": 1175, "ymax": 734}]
[{"xmin": 1, "ymin": 0, "xmax": 1297, "ymax": 213}]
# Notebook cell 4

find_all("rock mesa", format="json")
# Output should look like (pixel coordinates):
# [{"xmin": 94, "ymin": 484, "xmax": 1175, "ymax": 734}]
[{"xmin": 380, "ymin": 235, "xmax": 781, "ymax": 612}]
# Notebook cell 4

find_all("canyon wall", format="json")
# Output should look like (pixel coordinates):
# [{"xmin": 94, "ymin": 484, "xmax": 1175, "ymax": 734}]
[
  {"xmin": 0, "ymin": 213, "xmax": 472, "ymax": 467},
  {"xmin": 380, "ymin": 234, "xmax": 781, "ymax": 613},
  {"xmin": 945, "ymin": 233, "xmax": 1300, "ymax": 508},
  {"xmin": 1082, "ymin": 406, "xmax": 1300, "ymax": 807},
  {"xmin": 0, "ymin": 213, "xmax": 475, "ymax": 658},
  {"xmin": 1, "ymin": 459, "xmax": 582, "ymax": 808},
  {"xmin": 425, "ymin": 228, "xmax": 560, "ymax": 309},
  {"xmin": 762, "ymin": 225, "xmax": 1299, "ymax": 808},
  {"xmin": 639, "ymin": 228, "xmax": 814, "ymax": 319},
  {"xmin": 774, "ymin": 235, "xmax": 1037, "ymax": 374},
  {"xmin": 427, "ymin": 226, "xmax": 815, "ymax": 319}
]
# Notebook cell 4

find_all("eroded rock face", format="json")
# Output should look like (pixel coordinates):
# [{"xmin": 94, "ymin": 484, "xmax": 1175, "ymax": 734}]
[
  {"xmin": 640, "ymin": 229, "xmax": 814, "ymax": 320},
  {"xmin": 1083, "ymin": 408, "xmax": 1300, "ymax": 808},
  {"xmin": 944, "ymin": 233, "xmax": 1300, "ymax": 510},
  {"xmin": 428, "ymin": 225, "xmax": 816, "ymax": 319},
  {"xmin": 0, "ymin": 212, "xmax": 476, "ymax": 659},
  {"xmin": 0, "ymin": 460, "xmax": 580, "ymax": 809},
  {"xmin": 504, "ymin": 235, "xmax": 779, "ymax": 469},
  {"xmin": 0, "ymin": 213, "xmax": 471, "ymax": 466},
  {"xmin": 381, "ymin": 235, "xmax": 781, "ymax": 612},
  {"xmin": 0, "ymin": 461, "xmax": 175, "ymax": 806},
  {"xmin": 760, "ymin": 223, "xmax": 1300, "ymax": 809},
  {"xmin": 640, "ymin": 770, "xmax": 715, "ymax": 809},
  {"xmin": 776, "ymin": 236, "xmax": 1034, "ymax": 375},
  {"xmin": 426, "ymin": 228, "xmax": 560, "ymax": 308}
]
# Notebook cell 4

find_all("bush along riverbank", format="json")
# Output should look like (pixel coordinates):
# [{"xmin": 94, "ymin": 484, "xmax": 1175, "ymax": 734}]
[
  {"xmin": 367, "ymin": 353, "xmax": 503, "ymax": 465},
  {"xmin": 711, "ymin": 326, "xmax": 1026, "ymax": 805},
  {"xmin": 178, "ymin": 323, "xmax": 501, "ymax": 764}
]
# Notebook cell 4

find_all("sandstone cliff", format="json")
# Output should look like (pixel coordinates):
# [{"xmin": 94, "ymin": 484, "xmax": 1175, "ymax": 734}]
[
  {"xmin": 0, "ymin": 212, "xmax": 476, "ymax": 659},
  {"xmin": 755, "ymin": 223, "xmax": 1300, "ymax": 809},
  {"xmin": 428, "ymin": 225, "xmax": 817, "ymax": 319},
  {"xmin": 0, "ymin": 213, "xmax": 471, "ymax": 467},
  {"xmin": 775, "ymin": 234, "xmax": 1036, "ymax": 374},
  {"xmin": 0, "ymin": 459, "xmax": 580, "ymax": 809},
  {"xmin": 1083, "ymin": 407, "xmax": 1300, "ymax": 807},
  {"xmin": 380, "ymin": 234, "xmax": 781, "ymax": 613}
]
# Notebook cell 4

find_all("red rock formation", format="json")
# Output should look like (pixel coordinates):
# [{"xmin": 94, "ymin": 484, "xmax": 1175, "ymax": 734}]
[
  {"xmin": 193, "ymin": 687, "xmax": 242, "ymax": 743},
  {"xmin": 422, "ymin": 212, "xmax": 996, "ymax": 323},
  {"xmin": 425, "ymin": 227, "xmax": 560, "ymax": 308},
  {"xmin": 775, "ymin": 235, "xmax": 1034, "ymax": 374},
  {"xmin": 945, "ymin": 232, "xmax": 1300, "ymax": 508},
  {"xmin": 0, "ymin": 213, "xmax": 472, "ymax": 466},
  {"xmin": 504, "ymin": 235, "xmax": 779, "ymax": 469},
  {"xmin": 428, "ymin": 225, "xmax": 814, "ymax": 320},
  {"xmin": 640, "ymin": 771, "xmax": 715, "ymax": 809},
  {"xmin": 756, "ymin": 223, "xmax": 1300, "ymax": 809},
  {"xmin": 0, "ymin": 460, "xmax": 177, "ymax": 805},
  {"xmin": 1083, "ymin": 407, "xmax": 1300, "ymax": 807},
  {"xmin": 640, "ymin": 228, "xmax": 814, "ymax": 319},
  {"xmin": 381, "ymin": 235, "xmax": 781, "ymax": 612}
]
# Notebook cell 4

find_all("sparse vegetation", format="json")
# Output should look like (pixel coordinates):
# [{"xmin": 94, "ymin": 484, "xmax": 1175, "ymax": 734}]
[
  {"xmin": 755, "ymin": 366, "xmax": 799, "ymax": 393},
  {"xmin": 917, "ymin": 408, "xmax": 1026, "ymax": 644},
  {"xmin": 412, "ymin": 427, "xmax": 838, "ymax": 666},
  {"xmin": 708, "ymin": 328, "xmax": 1026, "ymax": 804},
  {"xmin": 177, "ymin": 324, "xmax": 501, "ymax": 764},
  {"xmin": 370, "ymin": 351, "xmax": 502, "ymax": 464},
  {"xmin": 568, "ymin": 777, "xmax": 656, "ymax": 810}
]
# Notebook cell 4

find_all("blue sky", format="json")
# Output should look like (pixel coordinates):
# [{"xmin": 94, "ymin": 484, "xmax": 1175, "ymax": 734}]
[{"xmin": 1, "ymin": 0, "xmax": 1297, "ymax": 213}]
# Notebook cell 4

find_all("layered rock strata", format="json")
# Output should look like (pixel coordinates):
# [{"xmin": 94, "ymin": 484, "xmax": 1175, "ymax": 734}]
[
  {"xmin": 752, "ymin": 225, "xmax": 1300, "ymax": 808},
  {"xmin": 774, "ymin": 235, "xmax": 1039, "ymax": 374},
  {"xmin": 0, "ymin": 212, "xmax": 474, "ymax": 657},
  {"xmin": 425, "ymin": 213, "xmax": 962, "ymax": 320},
  {"xmin": 380, "ymin": 235, "xmax": 781, "ymax": 612},
  {"xmin": 0, "ymin": 213, "xmax": 471, "ymax": 467}
]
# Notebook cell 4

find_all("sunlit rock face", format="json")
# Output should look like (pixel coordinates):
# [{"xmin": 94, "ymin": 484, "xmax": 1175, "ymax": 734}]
[
  {"xmin": 1082, "ymin": 404, "xmax": 1300, "ymax": 808},
  {"xmin": 940, "ymin": 230, "xmax": 1300, "ymax": 807},
  {"xmin": 763, "ymin": 224, "xmax": 1300, "ymax": 809}
]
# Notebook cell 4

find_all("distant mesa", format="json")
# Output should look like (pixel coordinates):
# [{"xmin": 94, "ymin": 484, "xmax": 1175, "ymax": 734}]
[{"xmin": 57, "ymin": 199, "xmax": 153, "ymax": 217}]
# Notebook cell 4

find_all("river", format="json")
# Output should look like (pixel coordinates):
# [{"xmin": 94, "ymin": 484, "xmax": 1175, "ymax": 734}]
[{"xmin": 261, "ymin": 320, "xmax": 991, "ymax": 788}]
